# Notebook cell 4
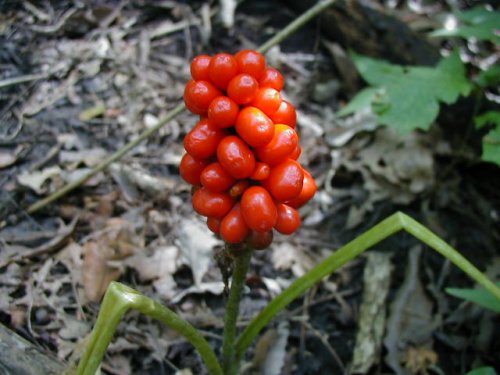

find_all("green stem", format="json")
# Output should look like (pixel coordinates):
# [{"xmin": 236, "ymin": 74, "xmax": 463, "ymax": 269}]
[
  {"xmin": 222, "ymin": 248, "xmax": 252, "ymax": 375},
  {"xmin": 76, "ymin": 282, "xmax": 223, "ymax": 375},
  {"xmin": 256, "ymin": 0, "xmax": 335, "ymax": 54},
  {"xmin": 234, "ymin": 212, "xmax": 500, "ymax": 361}
]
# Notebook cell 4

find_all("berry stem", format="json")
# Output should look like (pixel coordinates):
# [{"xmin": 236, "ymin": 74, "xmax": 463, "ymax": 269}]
[{"xmin": 221, "ymin": 246, "xmax": 252, "ymax": 375}]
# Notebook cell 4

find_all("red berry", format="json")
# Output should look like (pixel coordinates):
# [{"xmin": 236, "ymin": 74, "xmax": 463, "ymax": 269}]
[
  {"xmin": 241, "ymin": 186, "xmax": 277, "ymax": 232},
  {"xmin": 208, "ymin": 96, "xmax": 239, "ymax": 128},
  {"xmin": 227, "ymin": 74, "xmax": 259, "ymax": 105},
  {"xmin": 255, "ymin": 124, "xmax": 299, "ymax": 165},
  {"xmin": 209, "ymin": 53, "xmax": 238, "ymax": 90},
  {"xmin": 258, "ymin": 67, "xmax": 284, "ymax": 91},
  {"xmin": 179, "ymin": 153, "xmax": 208, "ymax": 185},
  {"xmin": 220, "ymin": 203, "xmax": 249, "ymax": 244},
  {"xmin": 250, "ymin": 162, "xmax": 271, "ymax": 180},
  {"xmin": 285, "ymin": 168, "xmax": 317, "ymax": 208},
  {"xmin": 200, "ymin": 162, "xmax": 235, "ymax": 192},
  {"xmin": 235, "ymin": 107, "xmax": 275, "ymax": 147},
  {"xmin": 248, "ymin": 230, "xmax": 273, "ymax": 250},
  {"xmin": 192, "ymin": 187, "xmax": 234, "ymax": 218},
  {"xmin": 234, "ymin": 50, "xmax": 266, "ymax": 80},
  {"xmin": 262, "ymin": 159, "xmax": 304, "ymax": 202},
  {"xmin": 207, "ymin": 217, "xmax": 221, "ymax": 235},
  {"xmin": 190, "ymin": 55, "xmax": 212, "ymax": 81},
  {"xmin": 250, "ymin": 87, "xmax": 281, "ymax": 116},
  {"xmin": 289, "ymin": 145, "xmax": 302, "ymax": 160},
  {"xmin": 274, "ymin": 203, "xmax": 301, "ymax": 234},
  {"xmin": 184, "ymin": 80, "xmax": 222, "ymax": 115},
  {"xmin": 229, "ymin": 180, "xmax": 250, "ymax": 198},
  {"xmin": 184, "ymin": 118, "xmax": 226, "ymax": 160},
  {"xmin": 217, "ymin": 135, "xmax": 256, "ymax": 179},
  {"xmin": 270, "ymin": 100, "xmax": 297, "ymax": 128}
]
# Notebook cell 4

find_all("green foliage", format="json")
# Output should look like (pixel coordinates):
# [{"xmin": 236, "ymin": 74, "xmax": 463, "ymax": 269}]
[
  {"xmin": 430, "ymin": 7, "xmax": 500, "ymax": 43},
  {"xmin": 446, "ymin": 282, "xmax": 500, "ymax": 313},
  {"xmin": 466, "ymin": 367, "xmax": 497, "ymax": 375},
  {"xmin": 475, "ymin": 111, "xmax": 500, "ymax": 165},
  {"xmin": 476, "ymin": 65, "xmax": 500, "ymax": 88},
  {"xmin": 338, "ymin": 51, "xmax": 472, "ymax": 133}
]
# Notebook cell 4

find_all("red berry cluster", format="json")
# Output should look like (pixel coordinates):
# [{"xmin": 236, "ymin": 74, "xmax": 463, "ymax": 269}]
[{"xmin": 180, "ymin": 50, "xmax": 317, "ymax": 250}]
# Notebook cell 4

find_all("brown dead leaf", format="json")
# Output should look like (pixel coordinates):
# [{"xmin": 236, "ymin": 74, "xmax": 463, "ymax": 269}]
[
  {"xmin": 83, "ymin": 241, "xmax": 121, "ymax": 302},
  {"xmin": 83, "ymin": 218, "xmax": 144, "ymax": 301},
  {"xmin": 403, "ymin": 347, "xmax": 438, "ymax": 375}
]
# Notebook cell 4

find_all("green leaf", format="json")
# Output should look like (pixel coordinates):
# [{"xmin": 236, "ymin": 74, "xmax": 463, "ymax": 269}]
[
  {"xmin": 475, "ymin": 112, "xmax": 500, "ymax": 165},
  {"xmin": 446, "ymin": 282, "xmax": 500, "ymax": 313},
  {"xmin": 475, "ymin": 111, "xmax": 500, "ymax": 129},
  {"xmin": 429, "ymin": 7, "xmax": 500, "ymax": 42},
  {"xmin": 466, "ymin": 367, "xmax": 497, "ymax": 375},
  {"xmin": 337, "ymin": 87, "xmax": 378, "ymax": 117},
  {"xmin": 345, "ymin": 51, "xmax": 472, "ymax": 133},
  {"xmin": 476, "ymin": 65, "xmax": 500, "ymax": 88}
]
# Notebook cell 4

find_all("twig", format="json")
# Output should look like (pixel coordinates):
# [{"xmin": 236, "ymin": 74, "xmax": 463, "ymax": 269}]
[
  {"xmin": 256, "ymin": 0, "xmax": 335, "ymax": 54},
  {"xmin": 0, "ymin": 73, "xmax": 47, "ymax": 89},
  {"xmin": 25, "ymin": 0, "xmax": 336, "ymax": 215},
  {"xmin": 26, "ymin": 102, "xmax": 185, "ymax": 214}
]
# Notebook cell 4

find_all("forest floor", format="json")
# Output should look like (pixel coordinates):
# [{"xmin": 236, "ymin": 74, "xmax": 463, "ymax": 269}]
[{"xmin": 0, "ymin": 1, "xmax": 499, "ymax": 374}]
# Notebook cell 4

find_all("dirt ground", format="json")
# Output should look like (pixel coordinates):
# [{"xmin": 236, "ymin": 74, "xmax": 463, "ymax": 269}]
[{"xmin": 0, "ymin": 1, "xmax": 499, "ymax": 374}]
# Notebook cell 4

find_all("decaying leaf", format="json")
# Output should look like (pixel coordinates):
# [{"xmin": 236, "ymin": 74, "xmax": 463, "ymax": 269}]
[
  {"xmin": 83, "ymin": 218, "xmax": 143, "ymax": 301},
  {"xmin": 171, "ymin": 282, "xmax": 225, "ymax": 304},
  {"xmin": 17, "ymin": 166, "xmax": 61, "ymax": 194},
  {"xmin": 0, "ymin": 145, "xmax": 26, "ymax": 169},
  {"xmin": 403, "ymin": 346, "xmax": 438, "ymax": 375},
  {"xmin": 334, "ymin": 127, "xmax": 438, "ymax": 228},
  {"xmin": 126, "ymin": 245, "xmax": 181, "ymax": 300},
  {"xmin": 384, "ymin": 246, "xmax": 438, "ymax": 375},
  {"xmin": 272, "ymin": 243, "xmax": 328, "ymax": 277},
  {"xmin": 244, "ymin": 321, "xmax": 290, "ymax": 375},
  {"xmin": 351, "ymin": 252, "xmax": 392, "ymax": 374},
  {"xmin": 175, "ymin": 218, "xmax": 220, "ymax": 286}
]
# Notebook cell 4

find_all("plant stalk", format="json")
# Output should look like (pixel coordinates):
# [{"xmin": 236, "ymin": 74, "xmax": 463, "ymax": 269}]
[
  {"xmin": 222, "ymin": 248, "xmax": 252, "ymax": 375},
  {"xmin": 76, "ymin": 282, "xmax": 223, "ymax": 375},
  {"xmin": 234, "ymin": 212, "xmax": 500, "ymax": 361}
]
